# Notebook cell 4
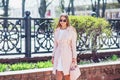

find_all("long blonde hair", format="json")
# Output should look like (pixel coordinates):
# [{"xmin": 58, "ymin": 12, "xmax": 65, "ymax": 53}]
[{"xmin": 56, "ymin": 13, "xmax": 70, "ymax": 28}]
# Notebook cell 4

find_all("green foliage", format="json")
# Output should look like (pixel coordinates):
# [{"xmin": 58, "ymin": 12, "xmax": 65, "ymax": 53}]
[
  {"xmin": 52, "ymin": 15, "xmax": 111, "ymax": 37},
  {"xmin": 36, "ymin": 60, "xmax": 53, "ymax": 68},
  {"xmin": 69, "ymin": 16, "xmax": 112, "ymax": 51},
  {"xmin": 43, "ymin": 60, "xmax": 53, "ymax": 68},
  {"xmin": 10, "ymin": 62, "xmax": 36, "ymax": 71},
  {"xmin": 52, "ymin": 15, "xmax": 111, "ymax": 51},
  {"xmin": 111, "ymin": 54, "xmax": 118, "ymax": 61},
  {"xmin": 78, "ymin": 60, "xmax": 91, "ymax": 65},
  {"xmin": 78, "ymin": 54, "xmax": 119, "ymax": 65},
  {"xmin": 69, "ymin": 16, "xmax": 111, "ymax": 36},
  {"xmin": 52, "ymin": 15, "xmax": 112, "ymax": 52},
  {"xmin": 52, "ymin": 18, "xmax": 59, "ymax": 30},
  {"xmin": 0, "ymin": 63, "xmax": 7, "ymax": 72},
  {"xmin": 0, "ymin": 60, "xmax": 53, "ymax": 72},
  {"xmin": 103, "ymin": 54, "xmax": 119, "ymax": 62}
]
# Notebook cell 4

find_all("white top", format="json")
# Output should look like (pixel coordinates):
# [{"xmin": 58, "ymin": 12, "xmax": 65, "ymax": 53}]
[{"xmin": 58, "ymin": 29, "xmax": 66, "ymax": 39}]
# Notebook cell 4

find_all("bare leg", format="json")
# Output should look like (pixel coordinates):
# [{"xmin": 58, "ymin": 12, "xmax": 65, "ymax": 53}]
[
  {"xmin": 56, "ymin": 71, "xmax": 63, "ymax": 80},
  {"xmin": 64, "ymin": 75, "xmax": 70, "ymax": 80}
]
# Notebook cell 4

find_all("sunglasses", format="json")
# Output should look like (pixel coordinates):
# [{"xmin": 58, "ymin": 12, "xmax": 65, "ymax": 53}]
[{"xmin": 60, "ymin": 19, "xmax": 67, "ymax": 22}]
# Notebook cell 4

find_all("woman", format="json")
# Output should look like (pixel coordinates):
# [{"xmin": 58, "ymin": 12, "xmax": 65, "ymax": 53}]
[{"xmin": 52, "ymin": 13, "xmax": 77, "ymax": 80}]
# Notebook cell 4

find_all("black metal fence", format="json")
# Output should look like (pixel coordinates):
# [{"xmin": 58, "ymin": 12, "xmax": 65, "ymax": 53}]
[{"xmin": 0, "ymin": 11, "xmax": 120, "ymax": 57}]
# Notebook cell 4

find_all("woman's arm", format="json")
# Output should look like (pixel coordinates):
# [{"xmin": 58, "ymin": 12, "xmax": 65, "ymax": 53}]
[
  {"xmin": 71, "ymin": 27, "xmax": 77, "ymax": 63},
  {"xmin": 52, "ymin": 31, "xmax": 58, "ymax": 64},
  {"xmin": 52, "ymin": 39, "xmax": 57, "ymax": 57},
  {"xmin": 52, "ymin": 30, "xmax": 58, "ymax": 58}
]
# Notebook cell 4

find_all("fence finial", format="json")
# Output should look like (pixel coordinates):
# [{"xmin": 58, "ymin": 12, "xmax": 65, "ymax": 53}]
[{"xmin": 25, "ymin": 11, "xmax": 31, "ymax": 17}]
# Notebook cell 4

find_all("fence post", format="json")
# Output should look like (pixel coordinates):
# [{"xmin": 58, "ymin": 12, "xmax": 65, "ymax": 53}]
[{"xmin": 24, "ymin": 11, "xmax": 31, "ymax": 57}]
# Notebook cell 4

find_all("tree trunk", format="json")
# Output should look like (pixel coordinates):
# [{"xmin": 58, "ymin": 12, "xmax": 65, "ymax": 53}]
[
  {"xmin": 38, "ymin": 0, "xmax": 46, "ymax": 18},
  {"xmin": 22, "ymin": 0, "xmax": 26, "ymax": 17},
  {"xmin": 101, "ymin": 0, "xmax": 107, "ymax": 17},
  {"xmin": 3, "ymin": 0, "xmax": 9, "ymax": 17},
  {"xmin": 96, "ymin": 0, "xmax": 100, "ymax": 17},
  {"xmin": 70, "ymin": 0, "xmax": 74, "ymax": 15},
  {"xmin": 91, "ymin": 34, "xmax": 99, "ymax": 62}
]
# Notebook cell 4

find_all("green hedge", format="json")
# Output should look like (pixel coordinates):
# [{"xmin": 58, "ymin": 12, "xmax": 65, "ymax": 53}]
[
  {"xmin": 52, "ymin": 15, "xmax": 112, "ymax": 39},
  {"xmin": 0, "ymin": 60, "xmax": 53, "ymax": 72},
  {"xmin": 0, "ymin": 55, "xmax": 118, "ymax": 72}
]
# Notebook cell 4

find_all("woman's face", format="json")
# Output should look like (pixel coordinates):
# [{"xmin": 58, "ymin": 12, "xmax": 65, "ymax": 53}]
[{"xmin": 59, "ymin": 16, "xmax": 67, "ymax": 27}]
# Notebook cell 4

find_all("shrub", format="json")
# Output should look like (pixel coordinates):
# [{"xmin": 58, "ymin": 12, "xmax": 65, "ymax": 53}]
[
  {"xmin": 52, "ymin": 15, "xmax": 111, "ymax": 51},
  {"xmin": 10, "ymin": 63, "xmax": 36, "ymax": 71},
  {"xmin": 111, "ymin": 54, "xmax": 118, "ymax": 61},
  {"xmin": 0, "ymin": 63, "xmax": 7, "ymax": 72},
  {"xmin": 0, "ymin": 60, "xmax": 53, "ymax": 72},
  {"xmin": 69, "ymin": 16, "xmax": 111, "ymax": 37}
]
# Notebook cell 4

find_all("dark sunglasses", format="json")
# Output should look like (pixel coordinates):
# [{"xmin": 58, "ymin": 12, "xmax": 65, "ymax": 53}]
[{"xmin": 60, "ymin": 19, "xmax": 67, "ymax": 22}]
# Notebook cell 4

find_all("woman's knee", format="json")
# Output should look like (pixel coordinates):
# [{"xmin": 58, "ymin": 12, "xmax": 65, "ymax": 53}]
[
  {"xmin": 64, "ymin": 75, "xmax": 70, "ymax": 80},
  {"xmin": 56, "ymin": 71, "xmax": 63, "ymax": 76},
  {"xmin": 56, "ymin": 71, "xmax": 63, "ymax": 80}
]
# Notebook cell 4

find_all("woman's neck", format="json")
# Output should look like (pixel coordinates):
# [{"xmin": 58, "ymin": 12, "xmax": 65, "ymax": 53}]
[{"xmin": 61, "ymin": 26, "xmax": 67, "ymax": 29}]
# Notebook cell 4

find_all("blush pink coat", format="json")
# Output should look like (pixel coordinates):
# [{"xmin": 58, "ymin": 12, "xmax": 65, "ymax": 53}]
[{"xmin": 52, "ymin": 26, "xmax": 77, "ymax": 75}]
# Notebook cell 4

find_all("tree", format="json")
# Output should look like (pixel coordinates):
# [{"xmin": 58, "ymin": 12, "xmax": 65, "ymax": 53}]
[
  {"xmin": 38, "ymin": 0, "xmax": 53, "ymax": 18},
  {"xmin": 66, "ymin": 0, "xmax": 75, "ymax": 15},
  {"xmin": 22, "ymin": 0, "xmax": 26, "ymax": 17},
  {"xmin": 59, "ymin": 0, "xmax": 65, "ymax": 13},
  {"xmin": 101, "ymin": 0, "xmax": 107, "ymax": 17},
  {"xmin": 0, "ymin": 0, "xmax": 9, "ymax": 17},
  {"xmin": 118, "ymin": 0, "xmax": 120, "ymax": 3},
  {"xmin": 91, "ymin": 0, "xmax": 107, "ymax": 18}
]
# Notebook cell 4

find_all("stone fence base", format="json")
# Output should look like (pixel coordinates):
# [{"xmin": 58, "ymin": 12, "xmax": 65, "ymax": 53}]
[{"xmin": 0, "ymin": 61, "xmax": 120, "ymax": 80}]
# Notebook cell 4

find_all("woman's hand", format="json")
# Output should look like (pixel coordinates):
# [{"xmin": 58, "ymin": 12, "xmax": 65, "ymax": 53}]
[
  {"xmin": 51, "ymin": 57, "xmax": 54, "ymax": 64},
  {"xmin": 72, "ymin": 58, "xmax": 77, "ymax": 64},
  {"xmin": 71, "ymin": 58, "xmax": 77, "ymax": 70}
]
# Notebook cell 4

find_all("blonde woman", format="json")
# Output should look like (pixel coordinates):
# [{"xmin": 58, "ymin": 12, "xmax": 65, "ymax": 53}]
[{"xmin": 52, "ymin": 13, "xmax": 78, "ymax": 80}]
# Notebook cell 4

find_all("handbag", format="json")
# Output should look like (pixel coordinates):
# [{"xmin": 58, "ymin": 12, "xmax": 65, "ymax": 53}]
[{"xmin": 70, "ymin": 65, "xmax": 81, "ymax": 80}]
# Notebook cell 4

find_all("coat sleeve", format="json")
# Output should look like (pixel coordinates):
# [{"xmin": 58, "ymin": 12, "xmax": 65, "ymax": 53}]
[
  {"xmin": 52, "ymin": 30, "xmax": 58, "ymax": 57},
  {"xmin": 71, "ymin": 27, "xmax": 77, "ymax": 59}
]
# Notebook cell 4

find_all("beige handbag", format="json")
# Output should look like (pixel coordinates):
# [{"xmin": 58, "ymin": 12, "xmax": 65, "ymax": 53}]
[{"xmin": 70, "ymin": 65, "xmax": 81, "ymax": 80}]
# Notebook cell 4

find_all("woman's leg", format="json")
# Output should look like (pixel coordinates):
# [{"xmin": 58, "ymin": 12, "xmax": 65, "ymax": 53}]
[
  {"xmin": 64, "ymin": 75, "xmax": 70, "ymax": 80},
  {"xmin": 56, "ymin": 71, "xmax": 63, "ymax": 80}
]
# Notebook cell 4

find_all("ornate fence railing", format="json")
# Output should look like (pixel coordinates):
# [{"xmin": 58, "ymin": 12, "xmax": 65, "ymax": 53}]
[
  {"xmin": 0, "ymin": 11, "xmax": 120, "ymax": 57},
  {"xmin": 77, "ymin": 19, "xmax": 120, "ymax": 52},
  {"xmin": 0, "ymin": 17, "xmax": 24, "ymax": 54}
]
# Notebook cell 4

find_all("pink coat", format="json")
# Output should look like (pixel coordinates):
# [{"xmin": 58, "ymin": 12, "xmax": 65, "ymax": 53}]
[{"xmin": 52, "ymin": 26, "xmax": 77, "ymax": 75}]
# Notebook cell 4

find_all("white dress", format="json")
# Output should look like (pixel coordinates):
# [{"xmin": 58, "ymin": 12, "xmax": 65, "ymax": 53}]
[{"xmin": 56, "ymin": 29, "xmax": 65, "ymax": 71}]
